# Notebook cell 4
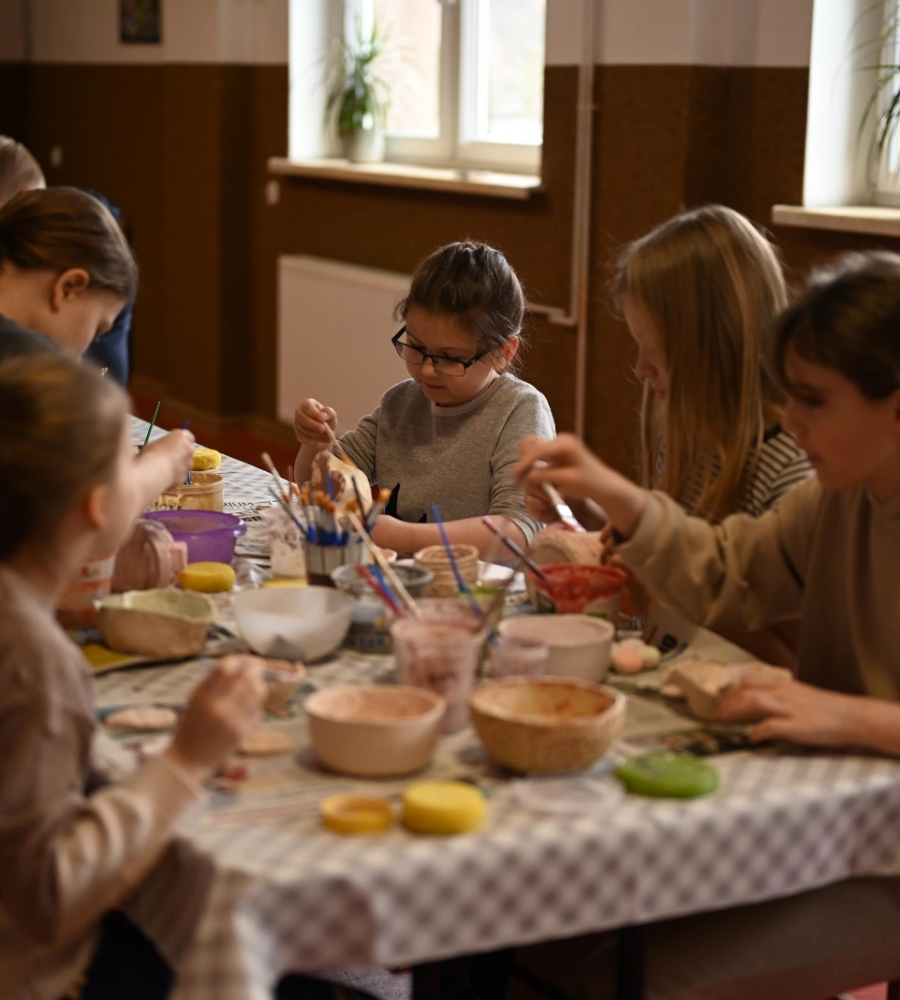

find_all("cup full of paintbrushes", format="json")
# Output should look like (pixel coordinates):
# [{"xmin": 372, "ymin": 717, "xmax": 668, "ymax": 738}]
[{"xmin": 301, "ymin": 486, "xmax": 364, "ymax": 586}]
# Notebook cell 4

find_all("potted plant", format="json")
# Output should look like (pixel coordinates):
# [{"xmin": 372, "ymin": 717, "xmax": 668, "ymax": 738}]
[
  {"xmin": 325, "ymin": 21, "xmax": 392, "ymax": 164},
  {"xmin": 860, "ymin": 5, "xmax": 900, "ymax": 201}
]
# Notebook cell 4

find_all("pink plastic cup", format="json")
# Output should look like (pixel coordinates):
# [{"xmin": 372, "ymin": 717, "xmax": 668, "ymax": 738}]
[{"xmin": 391, "ymin": 617, "xmax": 487, "ymax": 733}]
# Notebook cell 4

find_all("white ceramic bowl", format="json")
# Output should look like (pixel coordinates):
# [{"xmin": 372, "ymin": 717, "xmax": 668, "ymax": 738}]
[
  {"xmin": 97, "ymin": 588, "xmax": 215, "ymax": 658},
  {"xmin": 498, "ymin": 614, "xmax": 615, "ymax": 682},
  {"xmin": 305, "ymin": 684, "xmax": 446, "ymax": 777},
  {"xmin": 233, "ymin": 586, "xmax": 354, "ymax": 661},
  {"xmin": 470, "ymin": 676, "xmax": 625, "ymax": 774}
]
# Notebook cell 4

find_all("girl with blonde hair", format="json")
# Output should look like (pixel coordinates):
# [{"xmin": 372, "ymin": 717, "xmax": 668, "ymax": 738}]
[{"xmin": 619, "ymin": 203, "xmax": 810, "ymax": 522}]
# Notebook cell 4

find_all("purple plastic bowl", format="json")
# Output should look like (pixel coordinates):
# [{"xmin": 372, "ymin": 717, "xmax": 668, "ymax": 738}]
[{"xmin": 141, "ymin": 510, "xmax": 246, "ymax": 565}]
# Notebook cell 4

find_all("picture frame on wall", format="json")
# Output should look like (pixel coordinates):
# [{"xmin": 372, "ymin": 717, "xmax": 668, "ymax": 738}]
[{"xmin": 119, "ymin": 0, "xmax": 162, "ymax": 45}]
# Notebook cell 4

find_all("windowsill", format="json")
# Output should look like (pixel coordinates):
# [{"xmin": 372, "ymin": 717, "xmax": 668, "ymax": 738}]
[
  {"xmin": 772, "ymin": 204, "xmax": 900, "ymax": 238},
  {"xmin": 268, "ymin": 157, "xmax": 543, "ymax": 201}
]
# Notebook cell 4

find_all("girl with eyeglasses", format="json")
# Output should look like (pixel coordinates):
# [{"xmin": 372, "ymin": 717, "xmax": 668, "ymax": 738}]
[{"xmin": 293, "ymin": 240, "xmax": 555, "ymax": 556}]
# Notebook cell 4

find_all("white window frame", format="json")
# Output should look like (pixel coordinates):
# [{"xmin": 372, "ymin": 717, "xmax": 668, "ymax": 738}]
[{"xmin": 345, "ymin": 0, "xmax": 543, "ymax": 175}]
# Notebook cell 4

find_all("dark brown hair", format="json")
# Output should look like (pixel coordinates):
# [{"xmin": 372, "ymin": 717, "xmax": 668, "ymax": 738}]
[
  {"xmin": 0, "ymin": 136, "xmax": 45, "ymax": 208},
  {"xmin": 775, "ymin": 251, "xmax": 900, "ymax": 400},
  {"xmin": 0, "ymin": 352, "xmax": 126, "ymax": 560},
  {"xmin": 397, "ymin": 240, "xmax": 526, "ymax": 370},
  {"xmin": 0, "ymin": 187, "xmax": 136, "ymax": 302}
]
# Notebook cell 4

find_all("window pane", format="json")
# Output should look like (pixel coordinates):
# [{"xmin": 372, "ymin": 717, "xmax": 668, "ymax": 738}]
[
  {"xmin": 372, "ymin": 0, "xmax": 441, "ymax": 138},
  {"xmin": 474, "ymin": 0, "xmax": 545, "ymax": 145}
]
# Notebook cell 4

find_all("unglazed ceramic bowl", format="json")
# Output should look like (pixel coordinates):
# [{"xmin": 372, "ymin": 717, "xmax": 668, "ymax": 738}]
[
  {"xmin": 470, "ymin": 676, "xmax": 625, "ymax": 775},
  {"xmin": 97, "ymin": 588, "xmax": 215, "ymax": 658},
  {"xmin": 304, "ymin": 684, "xmax": 446, "ymax": 777},
  {"xmin": 498, "ymin": 614, "xmax": 615, "ymax": 682}
]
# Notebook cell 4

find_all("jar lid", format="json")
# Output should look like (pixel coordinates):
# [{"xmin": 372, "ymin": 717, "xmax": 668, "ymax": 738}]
[{"xmin": 320, "ymin": 794, "xmax": 394, "ymax": 835}]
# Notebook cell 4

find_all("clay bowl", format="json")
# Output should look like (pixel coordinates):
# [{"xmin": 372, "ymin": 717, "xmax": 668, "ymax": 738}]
[
  {"xmin": 498, "ymin": 614, "xmax": 615, "ymax": 683},
  {"xmin": 97, "ymin": 588, "xmax": 215, "ymax": 659},
  {"xmin": 470, "ymin": 676, "xmax": 625, "ymax": 775},
  {"xmin": 305, "ymin": 684, "xmax": 446, "ymax": 777}
]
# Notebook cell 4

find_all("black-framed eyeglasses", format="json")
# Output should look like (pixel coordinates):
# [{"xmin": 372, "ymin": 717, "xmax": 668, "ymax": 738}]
[{"xmin": 391, "ymin": 327, "xmax": 489, "ymax": 378}]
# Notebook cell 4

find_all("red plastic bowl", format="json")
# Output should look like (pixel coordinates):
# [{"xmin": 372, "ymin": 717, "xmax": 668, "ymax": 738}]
[
  {"xmin": 531, "ymin": 564, "xmax": 626, "ymax": 616},
  {"xmin": 141, "ymin": 510, "xmax": 246, "ymax": 565}
]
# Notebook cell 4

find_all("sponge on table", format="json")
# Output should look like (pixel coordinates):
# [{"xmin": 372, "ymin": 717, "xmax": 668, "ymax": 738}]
[
  {"xmin": 192, "ymin": 447, "xmax": 222, "ymax": 471},
  {"xmin": 178, "ymin": 562, "xmax": 235, "ymax": 593}
]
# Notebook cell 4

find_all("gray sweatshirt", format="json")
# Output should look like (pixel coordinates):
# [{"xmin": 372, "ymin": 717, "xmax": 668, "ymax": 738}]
[{"xmin": 339, "ymin": 374, "xmax": 556, "ymax": 543}]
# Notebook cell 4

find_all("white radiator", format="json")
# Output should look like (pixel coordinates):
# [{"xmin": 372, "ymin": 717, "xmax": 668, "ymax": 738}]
[{"xmin": 277, "ymin": 255, "xmax": 411, "ymax": 433}]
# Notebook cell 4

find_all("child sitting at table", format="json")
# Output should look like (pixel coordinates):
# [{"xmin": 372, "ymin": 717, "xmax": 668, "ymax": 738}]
[
  {"xmin": 0, "ymin": 135, "xmax": 134, "ymax": 386},
  {"xmin": 0, "ymin": 352, "xmax": 269, "ymax": 999},
  {"xmin": 293, "ymin": 240, "xmax": 556, "ymax": 557},
  {"xmin": 0, "ymin": 186, "xmax": 192, "ymax": 507},
  {"xmin": 510, "ymin": 250, "xmax": 900, "ymax": 1000},
  {"xmin": 532, "ymin": 205, "xmax": 812, "ymax": 662}
]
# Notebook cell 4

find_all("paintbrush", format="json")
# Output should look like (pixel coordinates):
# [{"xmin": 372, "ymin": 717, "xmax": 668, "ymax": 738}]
[
  {"xmin": 141, "ymin": 400, "xmax": 161, "ymax": 448},
  {"xmin": 261, "ymin": 451, "xmax": 290, "ymax": 503},
  {"xmin": 181, "ymin": 419, "xmax": 192, "ymax": 484},
  {"xmin": 431, "ymin": 503, "xmax": 483, "ymax": 617},
  {"xmin": 194, "ymin": 656, "xmax": 304, "ymax": 684},
  {"xmin": 355, "ymin": 562, "xmax": 404, "ymax": 617},
  {"xmin": 541, "ymin": 483, "xmax": 586, "ymax": 532},
  {"xmin": 267, "ymin": 487, "xmax": 308, "ymax": 537},
  {"xmin": 346, "ymin": 510, "xmax": 423, "ymax": 619},
  {"xmin": 323, "ymin": 422, "xmax": 356, "ymax": 467},
  {"xmin": 482, "ymin": 516, "xmax": 551, "ymax": 583}
]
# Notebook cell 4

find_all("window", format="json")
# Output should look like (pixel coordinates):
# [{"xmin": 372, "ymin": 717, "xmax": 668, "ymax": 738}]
[
  {"xmin": 804, "ymin": 0, "xmax": 899, "ymax": 207},
  {"xmin": 871, "ymin": 0, "xmax": 900, "ymax": 202},
  {"xmin": 344, "ymin": 0, "xmax": 545, "ymax": 174}
]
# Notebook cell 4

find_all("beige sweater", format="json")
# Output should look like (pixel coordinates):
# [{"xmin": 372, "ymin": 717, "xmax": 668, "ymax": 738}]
[
  {"xmin": 618, "ymin": 476, "xmax": 900, "ymax": 700},
  {"xmin": 0, "ymin": 566, "xmax": 203, "ymax": 1000}
]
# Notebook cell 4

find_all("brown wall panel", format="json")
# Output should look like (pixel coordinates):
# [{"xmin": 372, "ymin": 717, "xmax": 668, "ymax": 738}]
[
  {"xmin": 7, "ymin": 56, "xmax": 897, "ymax": 478},
  {"xmin": 25, "ymin": 65, "xmax": 168, "ymax": 386},
  {"xmin": 0, "ymin": 64, "xmax": 29, "ymax": 138}
]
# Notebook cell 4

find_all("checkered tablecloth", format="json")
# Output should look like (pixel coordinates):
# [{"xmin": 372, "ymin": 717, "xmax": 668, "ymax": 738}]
[{"xmin": 104, "ymin": 424, "xmax": 900, "ymax": 1000}]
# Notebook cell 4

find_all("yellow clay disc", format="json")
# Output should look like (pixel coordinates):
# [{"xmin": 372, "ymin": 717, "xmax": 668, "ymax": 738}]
[
  {"xmin": 192, "ymin": 447, "xmax": 222, "ymax": 471},
  {"xmin": 321, "ymin": 795, "xmax": 394, "ymax": 835},
  {"xmin": 178, "ymin": 562, "xmax": 236, "ymax": 593},
  {"xmin": 402, "ymin": 781, "xmax": 487, "ymax": 835},
  {"xmin": 261, "ymin": 577, "xmax": 307, "ymax": 588}
]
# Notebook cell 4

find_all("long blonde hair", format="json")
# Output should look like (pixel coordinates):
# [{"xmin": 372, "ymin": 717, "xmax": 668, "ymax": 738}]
[{"xmin": 617, "ymin": 205, "xmax": 787, "ymax": 522}]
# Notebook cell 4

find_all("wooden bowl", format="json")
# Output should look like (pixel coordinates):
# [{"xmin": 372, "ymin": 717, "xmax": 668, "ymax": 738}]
[
  {"xmin": 97, "ymin": 589, "xmax": 215, "ymax": 658},
  {"xmin": 305, "ymin": 685, "xmax": 446, "ymax": 777},
  {"xmin": 470, "ymin": 676, "xmax": 625, "ymax": 774}
]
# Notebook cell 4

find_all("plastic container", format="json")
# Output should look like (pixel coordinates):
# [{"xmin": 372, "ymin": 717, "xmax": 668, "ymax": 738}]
[
  {"xmin": 304, "ymin": 539, "xmax": 364, "ymax": 587},
  {"xmin": 391, "ymin": 615, "xmax": 488, "ymax": 733},
  {"xmin": 57, "ymin": 553, "xmax": 115, "ymax": 629},
  {"xmin": 232, "ymin": 585, "xmax": 354, "ymax": 661},
  {"xmin": 153, "ymin": 471, "xmax": 224, "ymax": 512},
  {"xmin": 141, "ymin": 510, "xmax": 246, "ymax": 565},
  {"xmin": 259, "ymin": 505, "xmax": 306, "ymax": 577}
]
